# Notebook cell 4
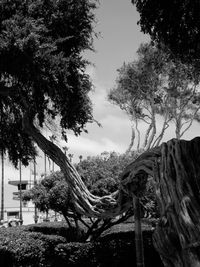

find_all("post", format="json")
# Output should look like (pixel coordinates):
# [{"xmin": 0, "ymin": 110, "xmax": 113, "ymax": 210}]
[
  {"xmin": 0, "ymin": 150, "xmax": 4, "ymax": 221},
  {"xmin": 33, "ymin": 157, "xmax": 38, "ymax": 223},
  {"xmin": 19, "ymin": 161, "xmax": 23, "ymax": 224},
  {"xmin": 133, "ymin": 196, "xmax": 145, "ymax": 267},
  {"xmin": 44, "ymin": 153, "xmax": 47, "ymax": 177}
]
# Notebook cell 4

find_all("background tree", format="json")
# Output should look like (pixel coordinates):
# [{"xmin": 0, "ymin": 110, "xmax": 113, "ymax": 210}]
[
  {"xmin": 108, "ymin": 43, "xmax": 200, "ymax": 152},
  {"xmin": 23, "ymin": 171, "xmax": 75, "ymax": 226},
  {"xmin": 76, "ymin": 151, "xmax": 137, "ymax": 196}
]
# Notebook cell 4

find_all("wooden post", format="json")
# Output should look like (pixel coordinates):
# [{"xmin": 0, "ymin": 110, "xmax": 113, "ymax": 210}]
[
  {"xmin": 19, "ymin": 161, "xmax": 23, "ymax": 224},
  {"xmin": 0, "ymin": 150, "xmax": 4, "ymax": 221},
  {"xmin": 33, "ymin": 157, "xmax": 38, "ymax": 223},
  {"xmin": 133, "ymin": 196, "xmax": 145, "ymax": 267}
]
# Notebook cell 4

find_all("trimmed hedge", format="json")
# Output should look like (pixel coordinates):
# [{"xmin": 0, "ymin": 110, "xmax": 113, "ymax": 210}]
[
  {"xmin": 24, "ymin": 222, "xmax": 85, "ymax": 242},
  {"xmin": 0, "ymin": 223, "xmax": 163, "ymax": 267},
  {"xmin": 0, "ymin": 227, "xmax": 66, "ymax": 267},
  {"xmin": 54, "ymin": 230, "xmax": 163, "ymax": 267}
]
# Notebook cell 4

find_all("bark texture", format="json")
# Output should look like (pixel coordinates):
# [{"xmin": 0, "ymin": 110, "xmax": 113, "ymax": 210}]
[{"xmin": 152, "ymin": 138, "xmax": 200, "ymax": 267}]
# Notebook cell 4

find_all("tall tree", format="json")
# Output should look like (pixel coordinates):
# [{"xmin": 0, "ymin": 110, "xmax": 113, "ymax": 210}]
[
  {"xmin": 108, "ymin": 43, "xmax": 200, "ymax": 152},
  {"xmin": 0, "ymin": 0, "xmax": 106, "ymax": 218}
]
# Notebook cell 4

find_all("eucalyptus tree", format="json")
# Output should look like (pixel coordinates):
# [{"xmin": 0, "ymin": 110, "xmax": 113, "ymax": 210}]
[{"xmin": 108, "ymin": 43, "xmax": 200, "ymax": 152}]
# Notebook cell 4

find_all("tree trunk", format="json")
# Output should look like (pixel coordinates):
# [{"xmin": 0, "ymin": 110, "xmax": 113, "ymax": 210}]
[
  {"xmin": 152, "ymin": 138, "xmax": 200, "ymax": 267},
  {"xmin": 133, "ymin": 196, "xmax": 145, "ymax": 267},
  {"xmin": 126, "ymin": 124, "xmax": 136, "ymax": 154},
  {"xmin": 22, "ymin": 112, "xmax": 131, "ymax": 218},
  {"xmin": 0, "ymin": 150, "xmax": 4, "ymax": 221},
  {"xmin": 120, "ymin": 137, "xmax": 200, "ymax": 267}
]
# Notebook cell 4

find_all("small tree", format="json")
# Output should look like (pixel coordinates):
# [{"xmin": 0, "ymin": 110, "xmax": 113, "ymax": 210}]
[{"xmin": 22, "ymin": 172, "xmax": 75, "ymax": 226}]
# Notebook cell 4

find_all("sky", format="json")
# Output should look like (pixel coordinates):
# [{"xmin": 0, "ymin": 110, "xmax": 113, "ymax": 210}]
[{"xmin": 3, "ymin": 0, "xmax": 200, "ymax": 208}]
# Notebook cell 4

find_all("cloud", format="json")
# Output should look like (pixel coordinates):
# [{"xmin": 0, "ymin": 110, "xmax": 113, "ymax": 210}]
[{"xmin": 59, "ymin": 133, "xmax": 126, "ymax": 161}]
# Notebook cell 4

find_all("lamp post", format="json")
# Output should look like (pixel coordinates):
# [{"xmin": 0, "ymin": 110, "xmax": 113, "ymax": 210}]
[
  {"xmin": 33, "ymin": 157, "xmax": 38, "ymax": 223},
  {"xmin": 0, "ymin": 150, "xmax": 4, "ymax": 221},
  {"xmin": 19, "ymin": 161, "xmax": 23, "ymax": 224},
  {"xmin": 49, "ymin": 135, "xmax": 56, "ymax": 172}
]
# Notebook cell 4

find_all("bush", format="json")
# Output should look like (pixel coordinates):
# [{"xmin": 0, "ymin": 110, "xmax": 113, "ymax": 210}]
[
  {"xmin": 24, "ymin": 221, "xmax": 85, "ymax": 242},
  {"xmin": 55, "ymin": 242, "xmax": 97, "ymax": 267},
  {"xmin": 54, "ymin": 228, "xmax": 163, "ymax": 267},
  {"xmin": 0, "ymin": 226, "xmax": 66, "ymax": 267}
]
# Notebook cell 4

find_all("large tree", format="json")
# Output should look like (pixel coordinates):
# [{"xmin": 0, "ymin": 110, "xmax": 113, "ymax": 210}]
[{"xmin": 0, "ymin": 0, "xmax": 95, "ymax": 163}]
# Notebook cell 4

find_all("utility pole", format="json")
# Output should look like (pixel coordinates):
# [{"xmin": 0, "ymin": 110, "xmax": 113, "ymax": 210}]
[
  {"xmin": 44, "ymin": 153, "xmax": 47, "ymax": 177},
  {"xmin": 19, "ymin": 161, "xmax": 23, "ymax": 225},
  {"xmin": 50, "ymin": 135, "xmax": 56, "ymax": 172},
  {"xmin": 0, "ymin": 150, "xmax": 4, "ymax": 221},
  {"xmin": 33, "ymin": 157, "xmax": 38, "ymax": 223}
]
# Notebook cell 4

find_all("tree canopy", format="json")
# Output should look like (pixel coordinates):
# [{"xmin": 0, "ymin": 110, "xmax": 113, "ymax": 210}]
[
  {"xmin": 0, "ymin": 0, "xmax": 96, "ymax": 167},
  {"xmin": 132, "ymin": 0, "xmax": 200, "ymax": 63},
  {"xmin": 23, "ymin": 171, "xmax": 72, "ymax": 217},
  {"xmin": 76, "ymin": 151, "xmax": 137, "ymax": 196}
]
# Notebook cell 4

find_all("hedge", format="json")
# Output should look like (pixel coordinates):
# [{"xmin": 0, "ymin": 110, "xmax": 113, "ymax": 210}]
[
  {"xmin": 54, "ymin": 230, "xmax": 163, "ymax": 267},
  {"xmin": 0, "ymin": 223, "xmax": 164, "ymax": 267},
  {"xmin": 0, "ymin": 227, "xmax": 66, "ymax": 267},
  {"xmin": 24, "ymin": 222, "xmax": 85, "ymax": 242}
]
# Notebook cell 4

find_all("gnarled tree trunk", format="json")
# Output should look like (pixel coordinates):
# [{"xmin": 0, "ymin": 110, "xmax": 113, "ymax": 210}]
[
  {"xmin": 120, "ymin": 137, "xmax": 200, "ymax": 267},
  {"xmin": 152, "ymin": 138, "xmax": 200, "ymax": 267}
]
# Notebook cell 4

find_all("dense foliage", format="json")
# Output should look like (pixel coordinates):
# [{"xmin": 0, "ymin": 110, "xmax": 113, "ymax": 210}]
[
  {"xmin": 22, "ymin": 171, "xmax": 73, "ymax": 218},
  {"xmin": 0, "ymin": 0, "xmax": 97, "ymax": 166},
  {"xmin": 132, "ymin": 0, "xmax": 200, "ymax": 63},
  {"xmin": 76, "ymin": 151, "xmax": 137, "ymax": 196}
]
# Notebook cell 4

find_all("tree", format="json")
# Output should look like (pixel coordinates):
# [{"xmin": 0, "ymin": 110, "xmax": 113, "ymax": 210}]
[
  {"xmin": 132, "ymin": 0, "xmax": 200, "ymax": 63},
  {"xmin": 23, "ymin": 171, "xmax": 74, "ymax": 225},
  {"xmin": 76, "ymin": 151, "xmax": 138, "ymax": 196},
  {"xmin": 0, "ymin": 0, "xmax": 96, "ymax": 160},
  {"xmin": 108, "ymin": 43, "xmax": 200, "ymax": 152},
  {"xmin": 0, "ymin": 0, "xmax": 107, "ymax": 217}
]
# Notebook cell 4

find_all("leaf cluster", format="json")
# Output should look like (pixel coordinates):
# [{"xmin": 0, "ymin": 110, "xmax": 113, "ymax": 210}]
[{"xmin": 132, "ymin": 0, "xmax": 200, "ymax": 63}]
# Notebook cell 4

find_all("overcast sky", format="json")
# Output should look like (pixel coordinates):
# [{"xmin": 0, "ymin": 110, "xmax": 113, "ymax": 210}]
[{"xmin": 3, "ymin": 0, "xmax": 200, "ymax": 208}]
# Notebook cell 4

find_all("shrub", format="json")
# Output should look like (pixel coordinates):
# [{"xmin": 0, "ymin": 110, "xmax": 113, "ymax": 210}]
[
  {"xmin": 54, "ymin": 229, "xmax": 163, "ymax": 267},
  {"xmin": 0, "ymin": 227, "xmax": 66, "ymax": 267},
  {"xmin": 55, "ymin": 242, "xmax": 97, "ymax": 267},
  {"xmin": 24, "ymin": 222, "xmax": 85, "ymax": 242}
]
